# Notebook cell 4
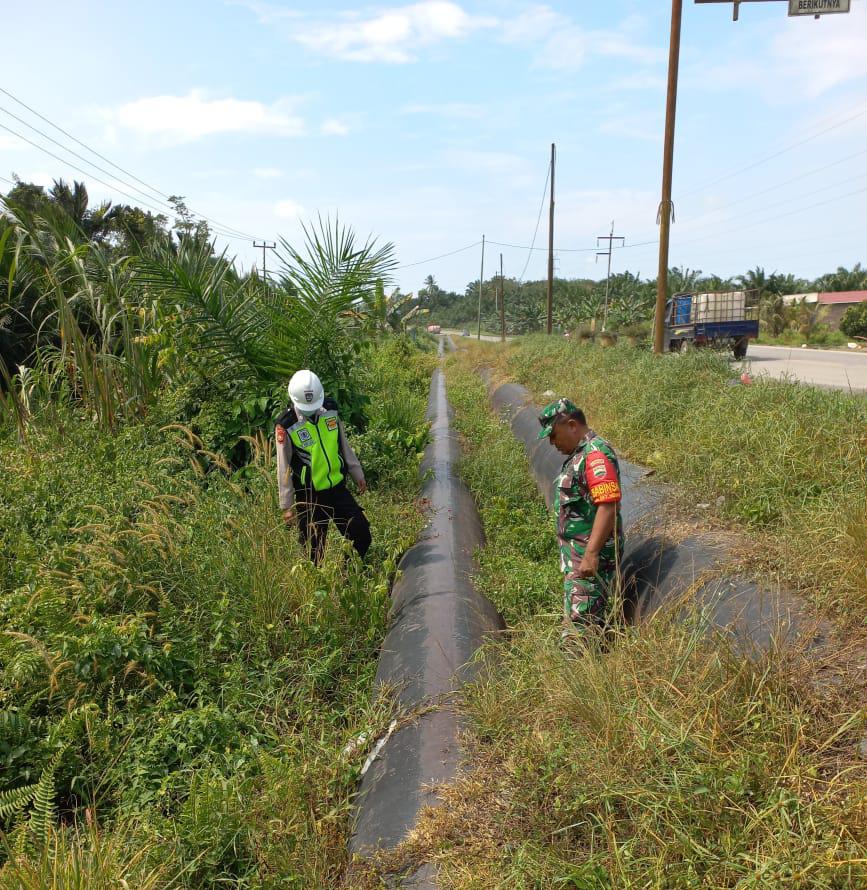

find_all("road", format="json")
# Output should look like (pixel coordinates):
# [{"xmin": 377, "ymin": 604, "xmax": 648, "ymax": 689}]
[
  {"xmin": 743, "ymin": 344, "xmax": 867, "ymax": 392},
  {"xmin": 441, "ymin": 329, "xmax": 508, "ymax": 343}
]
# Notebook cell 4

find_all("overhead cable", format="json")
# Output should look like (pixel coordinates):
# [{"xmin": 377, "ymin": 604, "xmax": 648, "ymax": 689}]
[
  {"xmin": 0, "ymin": 87, "xmax": 263, "ymax": 241},
  {"xmin": 678, "ymin": 104, "xmax": 867, "ymax": 199},
  {"xmin": 518, "ymin": 164, "xmax": 551, "ymax": 283},
  {"xmin": 0, "ymin": 122, "xmax": 254, "ymax": 242},
  {"xmin": 396, "ymin": 241, "xmax": 481, "ymax": 270}
]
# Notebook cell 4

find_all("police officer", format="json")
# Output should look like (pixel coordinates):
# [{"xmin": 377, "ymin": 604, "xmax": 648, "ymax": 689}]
[
  {"xmin": 276, "ymin": 369, "xmax": 371, "ymax": 565},
  {"xmin": 537, "ymin": 398, "xmax": 623, "ymax": 633}
]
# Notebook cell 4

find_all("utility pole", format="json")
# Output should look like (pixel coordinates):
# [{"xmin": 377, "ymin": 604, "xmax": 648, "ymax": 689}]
[
  {"xmin": 477, "ymin": 234, "xmax": 485, "ymax": 340},
  {"xmin": 253, "ymin": 240, "xmax": 276, "ymax": 280},
  {"xmin": 654, "ymin": 0, "xmax": 683, "ymax": 354},
  {"xmin": 499, "ymin": 253, "xmax": 506, "ymax": 343},
  {"xmin": 596, "ymin": 221, "xmax": 625, "ymax": 332},
  {"xmin": 546, "ymin": 143, "xmax": 556, "ymax": 335}
]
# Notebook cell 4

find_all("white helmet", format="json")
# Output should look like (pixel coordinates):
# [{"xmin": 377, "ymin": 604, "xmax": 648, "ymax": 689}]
[{"xmin": 288, "ymin": 369, "xmax": 324, "ymax": 414}]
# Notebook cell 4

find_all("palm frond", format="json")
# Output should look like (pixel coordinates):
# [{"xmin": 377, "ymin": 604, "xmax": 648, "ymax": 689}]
[{"xmin": 136, "ymin": 239, "xmax": 271, "ymax": 387}]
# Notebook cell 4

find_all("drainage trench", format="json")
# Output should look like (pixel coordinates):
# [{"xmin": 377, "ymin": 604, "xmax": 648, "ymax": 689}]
[
  {"xmin": 488, "ymin": 380, "xmax": 828, "ymax": 651},
  {"xmin": 349, "ymin": 340, "xmax": 504, "ymax": 883}
]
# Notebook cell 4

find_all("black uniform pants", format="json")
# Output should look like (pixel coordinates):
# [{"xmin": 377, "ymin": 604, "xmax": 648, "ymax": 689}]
[{"xmin": 295, "ymin": 483, "xmax": 371, "ymax": 566}]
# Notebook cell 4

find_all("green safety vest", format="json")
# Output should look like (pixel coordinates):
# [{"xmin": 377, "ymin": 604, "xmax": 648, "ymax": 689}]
[{"xmin": 287, "ymin": 409, "xmax": 345, "ymax": 491}]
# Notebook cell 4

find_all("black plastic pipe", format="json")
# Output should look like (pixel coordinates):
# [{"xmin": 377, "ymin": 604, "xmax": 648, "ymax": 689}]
[
  {"xmin": 489, "ymin": 380, "xmax": 828, "ymax": 651},
  {"xmin": 349, "ymin": 354, "xmax": 504, "ymax": 882}
]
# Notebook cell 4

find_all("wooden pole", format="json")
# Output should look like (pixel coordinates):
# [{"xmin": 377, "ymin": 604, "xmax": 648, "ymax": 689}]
[
  {"xmin": 477, "ymin": 235, "xmax": 485, "ymax": 340},
  {"xmin": 653, "ymin": 0, "xmax": 683, "ymax": 354},
  {"xmin": 499, "ymin": 253, "xmax": 505, "ymax": 342}
]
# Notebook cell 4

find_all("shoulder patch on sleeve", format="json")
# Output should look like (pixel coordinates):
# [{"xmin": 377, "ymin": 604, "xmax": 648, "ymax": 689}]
[
  {"xmin": 325, "ymin": 416, "xmax": 338, "ymax": 431},
  {"xmin": 276, "ymin": 425, "xmax": 286, "ymax": 445},
  {"xmin": 585, "ymin": 449, "xmax": 621, "ymax": 503}
]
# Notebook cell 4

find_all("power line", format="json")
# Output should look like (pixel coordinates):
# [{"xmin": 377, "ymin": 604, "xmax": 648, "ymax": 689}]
[
  {"xmin": 0, "ymin": 121, "xmax": 253, "ymax": 242},
  {"xmin": 396, "ymin": 240, "xmax": 481, "ymax": 270},
  {"xmin": 489, "ymin": 239, "xmax": 597, "ymax": 253},
  {"xmin": 681, "ymin": 148, "xmax": 867, "ymax": 230},
  {"xmin": 0, "ymin": 87, "xmax": 263, "ymax": 241},
  {"xmin": 677, "ymin": 182, "xmax": 867, "ymax": 247},
  {"xmin": 683, "ymin": 168, "xmax": 867, "ymax": 233},
  {"xmin": 678, "ymin": 103, "xmax": 867, "ymax": 200},
  {"xmin": 0, "ymin": 86, "xmax": 169, "ymax": 202},
  {"xmin": 518, "ymin": 163, "xmax": 550, "ymax": 283}
]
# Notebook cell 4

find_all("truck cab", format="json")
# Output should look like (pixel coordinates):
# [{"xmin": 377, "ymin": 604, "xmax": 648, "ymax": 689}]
[{"xmin": 663, "ymin": 292, "xmax": 758, "ymax": 359}]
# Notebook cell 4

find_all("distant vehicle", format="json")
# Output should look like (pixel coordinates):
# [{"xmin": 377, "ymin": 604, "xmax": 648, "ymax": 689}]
[
  {"xmin": 461, "ymin": 329, "xmax": 470, "ymax": 337},
  {"xmin": 426, "ymin": 324, "xmax": 442, "ymax": 334},
  {"xmin": 663, "ymin": 292, "xmax": 759, "ymax": 359}
]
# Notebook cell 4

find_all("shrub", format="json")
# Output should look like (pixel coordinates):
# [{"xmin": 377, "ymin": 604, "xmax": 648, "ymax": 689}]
[{"xmin": 840, "ymin": 302, "xmax": 867, "ymax": 339}]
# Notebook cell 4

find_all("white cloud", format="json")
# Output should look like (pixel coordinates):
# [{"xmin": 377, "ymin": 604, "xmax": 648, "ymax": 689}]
[
  {"xmin": 402, "ymin": 101, "xmax": 485, "ymax": 118},
  {"xmin": 321, "ymin": 118, "xmax": 350, "ymax": 136},
  {"xmin": 288, "ymin": 1, "xmax": 496, "ymax": 63},
  {"xmin": 445, "ymin": 149, "xmax": 533, "ymax": 179},
  {"xmin": 772, "ymin": 7, "xmax": 867, "ymax": 99},
  {"xmin": 274, "ymin": 198, "xmax": 306, "ymax": 219},
  {"xmin": 103, "ymin": 90, "xmax": 305, "ymax": 144},
  {"xmin": 252, "ymin": 167, "xmax": 284, "ymax": 179},
  {"xmin": 226, "ymin": 0, "xmax": 302, "ymax": 24},
  {"xmin": 688, "ymin": 3, "xmax": 867, "ymax": 101},
  {"xmin": 499, "ymin": 5, "xmax": 663, "ymax": 72},
  {"xmin": 599, "ymin": 118, "xmax": 661, "ymax": 143}
]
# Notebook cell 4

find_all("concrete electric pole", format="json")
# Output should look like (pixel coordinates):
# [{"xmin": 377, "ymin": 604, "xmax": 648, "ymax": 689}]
[{"xmin": 546, "ymin": 143, "xmax": 556, "ymax": 335}]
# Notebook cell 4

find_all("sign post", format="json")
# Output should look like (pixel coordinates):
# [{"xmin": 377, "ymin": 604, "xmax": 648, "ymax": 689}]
[
  {"xmin": 789, "ymin": 0, "xmax": 850, "ymax": 15},
  {"xmin": 696, "ymin": 0, "xmax": 851, "ymax": 21}
]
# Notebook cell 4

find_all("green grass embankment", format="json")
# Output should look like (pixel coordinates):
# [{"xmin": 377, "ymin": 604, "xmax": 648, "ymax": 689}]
[
  {"xmin": 0, "ymin": 339, "xmax": 436, "ymax": 888},
  {"xmin": 492, "ymin": 336, "xmax": 866, "ymax": 625},
  {"xmin": 365, "ymin": 351, "xmax": 866, "ymax": 889}
]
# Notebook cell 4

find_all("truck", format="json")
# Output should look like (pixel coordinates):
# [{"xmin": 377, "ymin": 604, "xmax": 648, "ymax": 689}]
[
  {"xmin": 426, "ymin": 324, "xmax": 442, "ymax": 334},
  {"xmin": 663, "ymin": 291, "xmax": 759, "ymax": 359}
]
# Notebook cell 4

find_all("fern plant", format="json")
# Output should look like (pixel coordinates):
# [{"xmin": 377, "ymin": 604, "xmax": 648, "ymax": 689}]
[{"xmin": 0, "ymin": 784, "xmax": 37, "ymax": 822}]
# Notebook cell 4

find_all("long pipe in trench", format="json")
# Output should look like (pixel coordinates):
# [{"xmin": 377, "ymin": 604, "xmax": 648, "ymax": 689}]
[
  {"xmin": 349, "ymin": 342, "xmax": 504, "ymax": 884},
  {"xmin": 488, "ymin": 380, "xmax": 828, "ymax": 651}
]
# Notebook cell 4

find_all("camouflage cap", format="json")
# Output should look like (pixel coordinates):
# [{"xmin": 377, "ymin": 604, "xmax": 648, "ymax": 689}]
[{"xmin": 537, "ymin": 397, "xmax": 580, "ymax": 439}]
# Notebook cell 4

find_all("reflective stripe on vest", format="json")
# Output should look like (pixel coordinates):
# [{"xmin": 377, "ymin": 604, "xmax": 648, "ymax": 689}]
[{"xmin": 288, "ymin": 410, "xmax": 344, "ymax": 491}]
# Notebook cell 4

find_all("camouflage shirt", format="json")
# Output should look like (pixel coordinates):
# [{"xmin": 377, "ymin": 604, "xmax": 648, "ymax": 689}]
[{"xmin": 553, "ymin": 429, "xmax": 624, "ymax": 556}]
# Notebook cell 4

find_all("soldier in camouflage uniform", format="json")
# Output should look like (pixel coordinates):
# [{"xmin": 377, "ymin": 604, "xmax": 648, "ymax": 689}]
[{"xmin": 537, "ymin": 398, "xmax": 624, "ymax": 632}]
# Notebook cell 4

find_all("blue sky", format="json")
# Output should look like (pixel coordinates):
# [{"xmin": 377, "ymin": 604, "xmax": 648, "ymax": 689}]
[{"xmin": 2, "ymin": 0, "xmax": 866, "ymax": 294}]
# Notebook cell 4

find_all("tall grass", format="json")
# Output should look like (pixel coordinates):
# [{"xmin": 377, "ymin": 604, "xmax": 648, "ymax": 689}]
[
  {"xmin": 480, "ymin": 336, "xmax": 867, "ymax": 624},
  {"xmin": 362, "ymin": 352, "xmax": 867, "ymax": 889},
  {"xmin": 0, "ymin": 340, "xmax": 435, "ymax": 887}
]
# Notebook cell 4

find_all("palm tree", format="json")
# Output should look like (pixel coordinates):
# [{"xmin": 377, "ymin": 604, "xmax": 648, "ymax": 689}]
[
  {"xmin": 736, "ymin": 266, "xmax": 769, "ymax": 297},
  {"xmin": 137, "ymin": 216, "xmax": 396, "ymax": 424},
  {"xmin": 668, "ymin": 266, "xmax": 702, "ymax": 296},
  {"xmin": 813, "ymin": 264, "xmax": 867, "ymax": 293}
]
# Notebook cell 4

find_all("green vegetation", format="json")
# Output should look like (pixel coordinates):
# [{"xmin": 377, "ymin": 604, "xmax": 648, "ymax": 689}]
[
  {"xmin": 367, "ymin": 348, "xmax": 866, "ymax": 889},
  {"xmin": 840, "ymin": 302, "xmax": 867, "ymax": 340},
  {"xmin": 0, "ymin": 338, "xmax": 435, "ymax": 887},
  {"xmin": 481, "ymin": 336, "xmax": 866, "ymax": 624},
  {"xmin": 754, "ymin": 327, "xmax": 850, "ymax": 349},
  {"xmin": 414, "ymin": 262, "xmax": 866, "ymax": 341},
  {"xmin": 0, "ymin": 180, "xmax": 439, "ymax": 886}
]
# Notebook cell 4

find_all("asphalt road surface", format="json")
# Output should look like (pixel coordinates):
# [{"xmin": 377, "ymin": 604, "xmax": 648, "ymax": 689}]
[{"xmin": 743, "ymin": 344, "xmax": 867, "ymax": 392}]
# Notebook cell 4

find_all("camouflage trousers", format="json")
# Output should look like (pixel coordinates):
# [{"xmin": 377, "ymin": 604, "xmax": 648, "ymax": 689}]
[{"xmin": 559, "ymin": 538, "xmax": 618, "ymax": 628}]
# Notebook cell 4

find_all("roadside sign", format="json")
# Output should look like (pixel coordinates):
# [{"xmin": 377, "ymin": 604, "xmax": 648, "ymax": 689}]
[{"xmin": 788, "ymin": 0, "xmax": 850, "ymax": 15}]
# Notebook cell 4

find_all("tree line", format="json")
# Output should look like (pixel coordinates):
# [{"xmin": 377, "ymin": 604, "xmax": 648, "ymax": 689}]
[{"xmin": 412, "ymin": 261, "xmax": 867, "ymax": 337}]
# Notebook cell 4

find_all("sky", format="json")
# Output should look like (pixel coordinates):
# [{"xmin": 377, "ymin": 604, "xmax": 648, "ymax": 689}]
[{"xmin": 2, "ymin": 0, "xmax": 866, "ymax": 295}]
